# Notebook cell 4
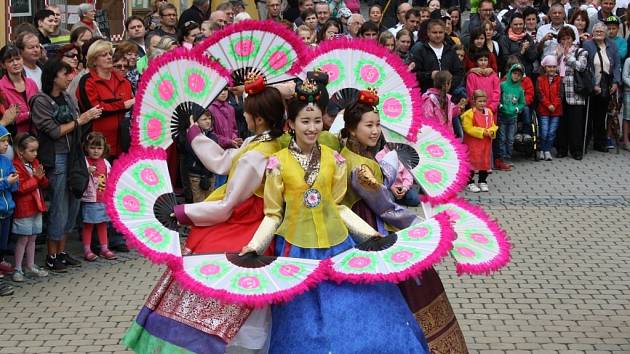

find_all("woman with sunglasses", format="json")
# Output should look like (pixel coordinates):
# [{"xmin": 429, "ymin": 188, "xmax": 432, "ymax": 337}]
[{"xmin": 57, "ymin": 44, "xmax": 81, "ymax": 80}]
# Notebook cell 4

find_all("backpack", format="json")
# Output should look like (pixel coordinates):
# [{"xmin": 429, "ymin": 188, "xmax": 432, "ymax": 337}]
[
  {"xmin": 573, "ymin": 48, "xmax": 595, "ymax": 96},
  {"xmin": 67, "ymin": 124, "xmax": 90, "ymax": 199}
]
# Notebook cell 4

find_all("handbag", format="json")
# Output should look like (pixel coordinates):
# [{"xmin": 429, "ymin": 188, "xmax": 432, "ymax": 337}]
[
  {"xmin": 573, "ymin": 48, "xmax": 594, "ymax": 96},
  {"xmin": 67, "ymin": 123, "xmax": 90, "ymax": 199},
  {"xmin": 596, "ymin": 46, "xmax": 613, "ymax": 98}
]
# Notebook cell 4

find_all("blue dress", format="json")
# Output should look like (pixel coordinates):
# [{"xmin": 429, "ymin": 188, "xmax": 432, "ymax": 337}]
[{"xmin": 270, "ymin": 235, "xmax": 430, "ymax": 354}]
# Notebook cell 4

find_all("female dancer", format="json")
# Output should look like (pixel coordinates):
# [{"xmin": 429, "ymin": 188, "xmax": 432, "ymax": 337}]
[
  {"xmin": 339, "ymin": 95, "xmax": 469, "ymax": 352},
  {"xmin": 124, "ymin": 77, "xmax": 285, "ymax": 353},
  {"xmin": 241, "ymin": 82, "xmax": 430, "ymax": 353}
]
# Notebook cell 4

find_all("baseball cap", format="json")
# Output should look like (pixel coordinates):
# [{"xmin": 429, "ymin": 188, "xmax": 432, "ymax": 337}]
[{"xmin": 604, "ymin": 15, "xmax": 620, "ymax": 25}]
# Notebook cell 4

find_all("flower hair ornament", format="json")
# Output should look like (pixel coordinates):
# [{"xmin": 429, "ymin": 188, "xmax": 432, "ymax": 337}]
[
  {"xmin": 295, "ymin": 79, "xmax": 322, "ymax": 111},
  {"xmin": 358, "ymin": 88, "xmax": 379, "ymax": 113},
  {"xmin": 244, "ymin": 72, "xmax": 266, "ymax": 95}
]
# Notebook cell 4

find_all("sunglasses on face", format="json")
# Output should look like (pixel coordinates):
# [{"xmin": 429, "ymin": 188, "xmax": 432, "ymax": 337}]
[
  {"xmin": 64, "ymin": 52, "xmax": 78, "ymax": 58},
  {"xmin": 114, "ymin": 64, "xmax": 126, "ymax": 70}
]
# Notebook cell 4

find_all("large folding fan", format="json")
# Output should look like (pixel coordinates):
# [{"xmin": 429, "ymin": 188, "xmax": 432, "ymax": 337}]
[
  {"xmin": 175, "ymin": 252, "xmax": 328, "ymax": 307},
  {"xmin": 299, "ymin": 38, "xmax": 421, "ymax": 137},
  {"xmin": 328, "ymin": 214, "xmax": 454, "ymax": 284},
  {"xmin": 131, "ymin": 48, "xmax": 231, "ymax": 149},
  {"xmin": 424, "ymin": 198, "xmax": 511, "ymax": 275},
  {"xmin": 381, "ymin": 122, "xmax": 470, "ymax": 204},
  {"xmin": 105, "ymin": 148, "xmax": 182, "ymax": 268},
  {"xmin": 195, "ymin": 20, "xmax": 307, "ymax": 85}
]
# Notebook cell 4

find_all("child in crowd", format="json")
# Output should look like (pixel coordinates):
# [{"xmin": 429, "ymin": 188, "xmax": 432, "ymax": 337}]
[
  {"xmin": 186, "ymin": 109, "xmax": 218, "ymax": 202},
  {"xmin": 605, "ymin": 16, "xmax": 627, "ymax": 60},
  {"xmin": 503, "ymin": 56, "xmax": 535, "ymax": 143},
  {"xmin": 210, "ymin": 88, "xmax": 240, "ymax": 189},
  {"xmin": 0, "ymin": 126, "xmax": 18, "ymax": 276},
  {"xmin": 421, "ymin": 71, "xmax": 463, "ymax": 135},
  {"xmin": 375, "ymin": 145, "xmax": 419, "ymax": 207},
  {"xmin": 537, "ymin": 55, "xmax": 562, "ymax": 161},
  {"xmin": 11, "ymin": 133, "xmax": 48, "ymax": 282},
  {"xmin": 462, "ymin": 90, "xmax": 497, "ymax": 192},
  {"xmin": 297, "ymin": 25, "xmax": 316, "ymax": 46},
  {"xmin": 81, "ymin": 132, "xmax": 116, "ymax": 261},
  {"xmin": 497, "ymin": 63, "xmax": 526, "ymax": 171},
  {"xmin": 466, "ymin": 49, "xmax": 500, "ymax": 115}
]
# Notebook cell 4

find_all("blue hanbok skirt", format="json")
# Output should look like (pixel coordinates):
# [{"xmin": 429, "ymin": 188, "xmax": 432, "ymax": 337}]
[{"xmin": 270, "ymin": 235, "xmax": 430, "ymax": 354}]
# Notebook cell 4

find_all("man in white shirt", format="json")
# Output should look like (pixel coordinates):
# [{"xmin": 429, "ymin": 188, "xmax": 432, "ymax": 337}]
[
  {"xmin": 537, "ymin": 3, "xmax": 579, "ymax": 57},
  {"xmin": 388, "ymin": 3, "xmax": 411, "ymax": 35},
  {"xmin": 390, "ymin": 7, "xmax": 420, "ymax": 41},
  {"xmin": 18, "ymin": 32, "xmax": 43, "ymax": 90}
]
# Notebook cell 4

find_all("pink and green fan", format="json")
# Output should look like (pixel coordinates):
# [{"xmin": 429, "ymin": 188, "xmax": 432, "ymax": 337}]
[
  {"xmin": 299, "ymin": 38, "xmax": 421, "ymax": 137},
  {"xmin": 381, "ymin": 121, "xmax": 470, "ymax": 204},
  {"xmin": 194, "ymin": 20, "xmax": 307, "ymax": 85},
  {"xmin": 174, "ymin": 252, "xmax": 329, "ymax": 307},
  {"xmin": 131, "ymin": 48, "xmax": 231, "ymax": 149},
  {"xmin": 327, "ymin": 214, "xmax": 454, "ymax": 284},
  {"xmin": 424, "ymin": 198, "xmax": 511, "ymax": 275},
  {"xmin": 105, "ymin": 148, "xmax": 182, "ymax": 268}
]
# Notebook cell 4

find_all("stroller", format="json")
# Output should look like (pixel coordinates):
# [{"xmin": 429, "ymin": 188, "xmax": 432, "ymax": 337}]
[{"xmin": 513, "ymin": 109, "xmax": 540, "ymax": 160}]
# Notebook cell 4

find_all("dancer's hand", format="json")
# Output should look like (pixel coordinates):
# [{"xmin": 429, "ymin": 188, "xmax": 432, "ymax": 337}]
[{"xmin": 239, "ymin": 245, "xmax": 257, "ymax": 256}]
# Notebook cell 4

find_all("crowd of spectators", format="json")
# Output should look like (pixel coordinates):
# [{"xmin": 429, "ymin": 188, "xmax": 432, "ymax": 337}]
[{"xmin": 0, "ymin": 0, "xmax": 628, "ymax": 296}]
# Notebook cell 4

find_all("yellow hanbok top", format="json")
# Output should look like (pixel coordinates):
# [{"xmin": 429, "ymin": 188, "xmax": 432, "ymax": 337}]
[{"xmin": 264, "ymin": 145, "xmax": 348, "ymax": 248}]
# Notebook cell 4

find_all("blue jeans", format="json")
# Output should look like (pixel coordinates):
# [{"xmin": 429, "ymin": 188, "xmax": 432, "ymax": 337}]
[
  {"xmin": 538, "ymin": 116, "xmax": 560, "ymax": 152},
  {"xmin": 498, "ymin": 116, "xmax": 517, "ymax": 160},
  {"xmin": 519, "ymin": 106, "xmax": 533, "ymax": 135},
  {"xmin": 48, "ymin": 154, "xmax": 81, "ymax": 241},
  {"xmin": 0, "ymin": 217, "xmax": 10, "ymax": 257}
]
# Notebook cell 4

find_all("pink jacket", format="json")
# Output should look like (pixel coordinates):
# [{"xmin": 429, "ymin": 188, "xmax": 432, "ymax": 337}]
[
  {"xmin": 421, "ymin": 88, "xmax": 460, "ymax": 133},
  {"xmin": 375, "ymin": 146, "xmax": 413, "ymax": 191},
  {"xmin": 0, "ymin": 75, "xmax": 39, "ymax": 133},
  {"xmin": 208, "ymin": 100, "xmax": 237, "ymax": 149},
  {"xmin": 466, "ymin": 71, "xmax": 500, "ymax": 115}
]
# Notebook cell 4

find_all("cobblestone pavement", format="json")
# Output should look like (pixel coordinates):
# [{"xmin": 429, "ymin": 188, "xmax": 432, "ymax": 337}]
[{"xmin": 0, "ymin": 150, "xmax": 629, "ymax": 354}]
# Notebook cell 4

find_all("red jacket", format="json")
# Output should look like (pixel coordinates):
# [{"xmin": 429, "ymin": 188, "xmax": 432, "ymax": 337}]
[
  {"xmin": 536, "ymin": 74, "xmax": 562, "ymax": 117},
  {"xmin": 79, "ymin": 69, "xmax": 133, "ymax": 157},
  {"xmin": 12, "ymin": 158, "xmax": 48, "ymax": 219},
  {"xmin": 521, "ymin": 76, "xmax": 534, "ymax": 106}
]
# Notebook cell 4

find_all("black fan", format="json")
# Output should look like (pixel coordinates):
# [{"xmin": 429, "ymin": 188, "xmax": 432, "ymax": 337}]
[
  {"xmin": 153, "ymin": 192, "xmax": 179, "ymax": 231},
  {"xmin": 355, "ymin": 233, "xmax": 398, "ymax": 252},
  {"xmin": 226, "ymin": 252, "xmax": 277, "ymax": 268},
  {"xmin": 329, "ymin": 88, "xmax": 360, "ymax": 113},
  {"xmin": 171, "ymin": 102, "xmax": 206, "ymax": 144},
  {"xmin": 386, "ymin": 142, "xmax": 420, "ymax": 169}
]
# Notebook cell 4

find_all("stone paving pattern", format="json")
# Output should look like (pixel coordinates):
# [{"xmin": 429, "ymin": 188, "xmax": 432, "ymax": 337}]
[{"xmin": 1, "ymin": 150, "xmax": 629, "ymax": 353}]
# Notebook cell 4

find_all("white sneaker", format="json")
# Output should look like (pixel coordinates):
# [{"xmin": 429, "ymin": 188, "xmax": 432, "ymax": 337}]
[
  {"xmin": 479, "ymin": 183, "xmax": 489, "ymax": 192},
  {"xmin": 537, "ymin": 151, "xmax": 545, "ymax": 160},
  {"xmin": 467, "ymin": 183, "xmax": 481, "ymax": 193},
  {"xmin": 544, "ymin": 151, "xmax": 552, "ymax": 161},
  {"xmin": 514, "ymin": 134, "xmax": 523, "ymax": 143},
  {"xmin": 523, "ymin": 134, "xmax": 532, "ymax": 142},
  {"xmin": 12, "ymin": 270, "xmax": 24, "ymax": 282},
  {"xmin": 25, "ymin": 266, "xmax": 48, "ymax": 278}
]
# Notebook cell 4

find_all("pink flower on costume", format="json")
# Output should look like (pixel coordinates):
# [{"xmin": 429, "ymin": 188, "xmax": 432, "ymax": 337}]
[
  {"xmin": 334, "ymin": 151, "xmax": 346, "ymax": 165},
  {"xmin": 267, "ymin": 156, "xmax": 280, "ymax": 171}
]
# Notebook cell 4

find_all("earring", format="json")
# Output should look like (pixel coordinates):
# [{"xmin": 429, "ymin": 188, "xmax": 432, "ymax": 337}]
[{"xmin": 289, "ymin": 128, "xmax": 295, "ymax": 136}]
